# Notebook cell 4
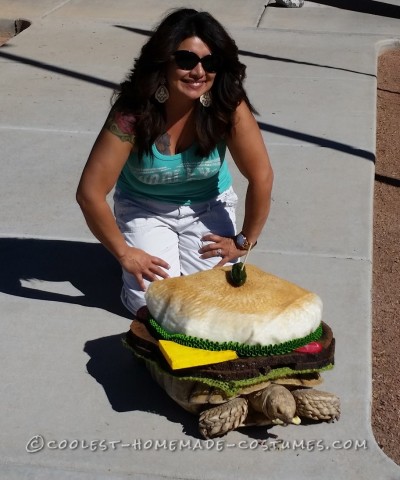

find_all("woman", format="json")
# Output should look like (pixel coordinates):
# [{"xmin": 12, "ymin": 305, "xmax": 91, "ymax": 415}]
[{"xmin": 76, "ymin": 8, "xmax": 273, "ymax": 316}]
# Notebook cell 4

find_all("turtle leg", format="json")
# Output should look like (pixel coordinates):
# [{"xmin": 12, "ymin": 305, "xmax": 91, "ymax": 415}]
[
  {"xmin": 292, "ymin": 389, "xmax": 340, "ymax": 422},
  {"xmin": 199, "ymin": 397, "xmax": 248, "ymax": 439}
]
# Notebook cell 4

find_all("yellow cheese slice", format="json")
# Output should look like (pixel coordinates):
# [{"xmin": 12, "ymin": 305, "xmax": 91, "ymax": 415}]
[{"xmin": 159, "ymin": 340, "xmax": 238, "ymax": 370}]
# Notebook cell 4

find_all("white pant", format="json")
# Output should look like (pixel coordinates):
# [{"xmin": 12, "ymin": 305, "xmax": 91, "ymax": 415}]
[{"xmin": 113, "ymin": 186, "xmax": 238, "ymax": 314}]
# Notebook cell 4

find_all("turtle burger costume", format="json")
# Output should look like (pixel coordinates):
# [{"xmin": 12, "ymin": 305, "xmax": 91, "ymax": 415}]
[{"xmin": 124, "ymin": 264, "xmax": 340, "ymax": 438}]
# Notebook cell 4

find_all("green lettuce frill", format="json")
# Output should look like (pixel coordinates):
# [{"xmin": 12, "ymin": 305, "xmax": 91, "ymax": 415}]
[{"xmin": 148, "ymin": 318, "xmax": 323, "ymax": 357}]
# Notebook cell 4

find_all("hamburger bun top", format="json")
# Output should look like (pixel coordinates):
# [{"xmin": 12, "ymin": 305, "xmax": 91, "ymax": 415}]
[{"xmin": 145, "ymin": 265, "xmax": 322, "ymax": 346}]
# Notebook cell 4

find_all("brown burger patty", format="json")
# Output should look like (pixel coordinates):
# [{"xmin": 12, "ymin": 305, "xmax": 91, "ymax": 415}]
[{"xmin": 125, "ymin": 320, "xmax": 335, "ymax": 381}]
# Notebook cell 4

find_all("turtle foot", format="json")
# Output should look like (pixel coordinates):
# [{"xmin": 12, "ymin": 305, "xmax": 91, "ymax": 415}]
[
  {"xmin": 199, "ymin": 397, "xmax": 248, "ymax": 439},
  {"xmin": 292, "ymin": 389, "xmax": 340, "ymax": 422}
]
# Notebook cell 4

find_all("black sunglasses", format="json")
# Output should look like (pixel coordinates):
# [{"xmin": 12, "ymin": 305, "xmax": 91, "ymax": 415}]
[{"xmin": 173, "ymin": 50, "xmax": 220, "ymax": 73}]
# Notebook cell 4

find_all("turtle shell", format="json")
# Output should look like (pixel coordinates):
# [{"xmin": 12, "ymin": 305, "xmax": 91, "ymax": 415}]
[{"xmin": 141, "ymin": 355, "xmax": 323, "ymax": 414}]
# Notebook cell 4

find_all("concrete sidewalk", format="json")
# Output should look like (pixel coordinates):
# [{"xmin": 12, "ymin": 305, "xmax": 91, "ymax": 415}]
[{"xmin": 1, "ymin": 1, "xmax": 399, "ymax": 478}]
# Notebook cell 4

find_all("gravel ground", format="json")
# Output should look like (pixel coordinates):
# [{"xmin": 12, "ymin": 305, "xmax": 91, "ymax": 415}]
[{"xmin": 372, "ymin": 48, "xmax": 400, "ymax": 466}]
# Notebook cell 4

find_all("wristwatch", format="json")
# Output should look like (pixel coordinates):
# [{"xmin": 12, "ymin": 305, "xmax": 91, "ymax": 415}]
[{"xmin": 234, "ymin": 232, "xmax": 256, "ymax": 251}]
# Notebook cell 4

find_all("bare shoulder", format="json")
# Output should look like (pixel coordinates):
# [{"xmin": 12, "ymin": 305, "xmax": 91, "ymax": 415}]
[
  {"xmin": 228, "ymin": 100, "xmax": 263, "ymax": 147},
  {"xmin": 232, "ymin": 101, "xmax": 258, "ymax": 128},
  {"xmin": 227, "ymin": 101, "xmax": 271, "ymax": 179}
]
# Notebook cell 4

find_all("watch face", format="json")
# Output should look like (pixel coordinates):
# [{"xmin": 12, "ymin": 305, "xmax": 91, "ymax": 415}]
[{"xmin": 236, "ymin": 233, "xmax": 246, "ymax": 247}]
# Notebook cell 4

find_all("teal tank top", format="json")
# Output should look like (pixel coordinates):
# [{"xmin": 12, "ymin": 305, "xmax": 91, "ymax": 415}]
[{"xmin": 116, "ymin": 142, "xmax": 232, "ymax": 205}]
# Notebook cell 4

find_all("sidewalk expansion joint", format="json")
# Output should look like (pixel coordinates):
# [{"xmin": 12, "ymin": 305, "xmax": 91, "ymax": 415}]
[
  {"xmin": 41, "ymin": 0, "xmax": 72, "ymax": 19},
  {"xmin": 256, "ymin": 4, "xmax": 268, "ymax": 29},
  {"xmin": 260, "ymin": 249, "xmax": 371, "ymax": 263},
  {"xmin": 0, "ymin": 125, "xmax": 96, "ymax": 135}
]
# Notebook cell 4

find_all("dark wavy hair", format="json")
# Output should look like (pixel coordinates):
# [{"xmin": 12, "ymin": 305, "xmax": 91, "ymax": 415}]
[{"xmin": 113, "ymin": 8, "xmax": 256, "ymax": 158}]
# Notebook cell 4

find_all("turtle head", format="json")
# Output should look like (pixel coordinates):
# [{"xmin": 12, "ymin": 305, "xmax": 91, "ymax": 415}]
[{"xmin": 260, "ymin": 384, "xmax": 297, "ymax": 424}]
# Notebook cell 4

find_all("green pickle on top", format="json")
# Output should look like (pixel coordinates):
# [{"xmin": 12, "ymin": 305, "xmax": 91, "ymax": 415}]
[{"xmin": 230, "ymin": 262, "xmax": 247, "ymax": 286}]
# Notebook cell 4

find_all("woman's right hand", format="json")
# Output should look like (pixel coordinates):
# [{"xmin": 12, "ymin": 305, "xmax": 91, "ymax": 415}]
[{"xmin": 118, "ymin": 246, "xmax": 170, "ymax": 291}]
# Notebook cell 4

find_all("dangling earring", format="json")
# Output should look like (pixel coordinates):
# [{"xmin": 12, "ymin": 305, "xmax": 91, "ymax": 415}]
[
  {"xmin": 155, "ymin": 78, "xmax": 169, "ymax": 103},
  {"xmin": 200, "ymin": 91, "xmax": 212, "ymax": 107}
]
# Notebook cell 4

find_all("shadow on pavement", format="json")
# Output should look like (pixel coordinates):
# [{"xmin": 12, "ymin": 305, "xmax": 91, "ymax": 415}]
[
  {"xmin": 0, "ymin": 237, "xmax": 130, "ymax": 318},
  {"xmin": 307, "ymin": 0, "xmax": 400, "ymax": 19},
  {"xmin": 84, "ymin": 332, "xmax": 200, "ymax": 437},
  {"xmin": 0, "ymin": 50, "xmax": 118, "ymax": 89},
  {"xmin": 258, "ymin": 121, "xmax": 375, "ymax": 162},
  {"xmin": 0, "ymin": 236, "xmax": 200, "ymax": 435},
  {"xmin": 238, "ymin": 48, "xmax": 374, "ymax": 78}
]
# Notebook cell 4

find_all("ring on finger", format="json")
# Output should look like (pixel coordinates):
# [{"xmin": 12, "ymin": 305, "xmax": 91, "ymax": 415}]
[{"xmin": 216, "ymin": 248, "xmax": 223, "ymax": 256}]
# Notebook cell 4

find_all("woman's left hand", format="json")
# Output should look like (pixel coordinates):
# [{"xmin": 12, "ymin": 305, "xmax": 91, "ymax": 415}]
[{"xmin": 199, "ymin": 233, "xmax": 245, "ymax": 267}]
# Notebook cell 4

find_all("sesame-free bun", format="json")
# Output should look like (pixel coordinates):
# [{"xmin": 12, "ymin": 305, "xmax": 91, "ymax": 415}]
[{"xmin": 145, "ymin": 265, "xmax": 322, "ymax": 346}]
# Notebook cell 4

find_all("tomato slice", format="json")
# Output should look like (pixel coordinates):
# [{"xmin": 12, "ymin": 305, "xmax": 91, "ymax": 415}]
[{"xmin": 294, "ymin": 341, "xmax": 323, "ymax": 354}]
